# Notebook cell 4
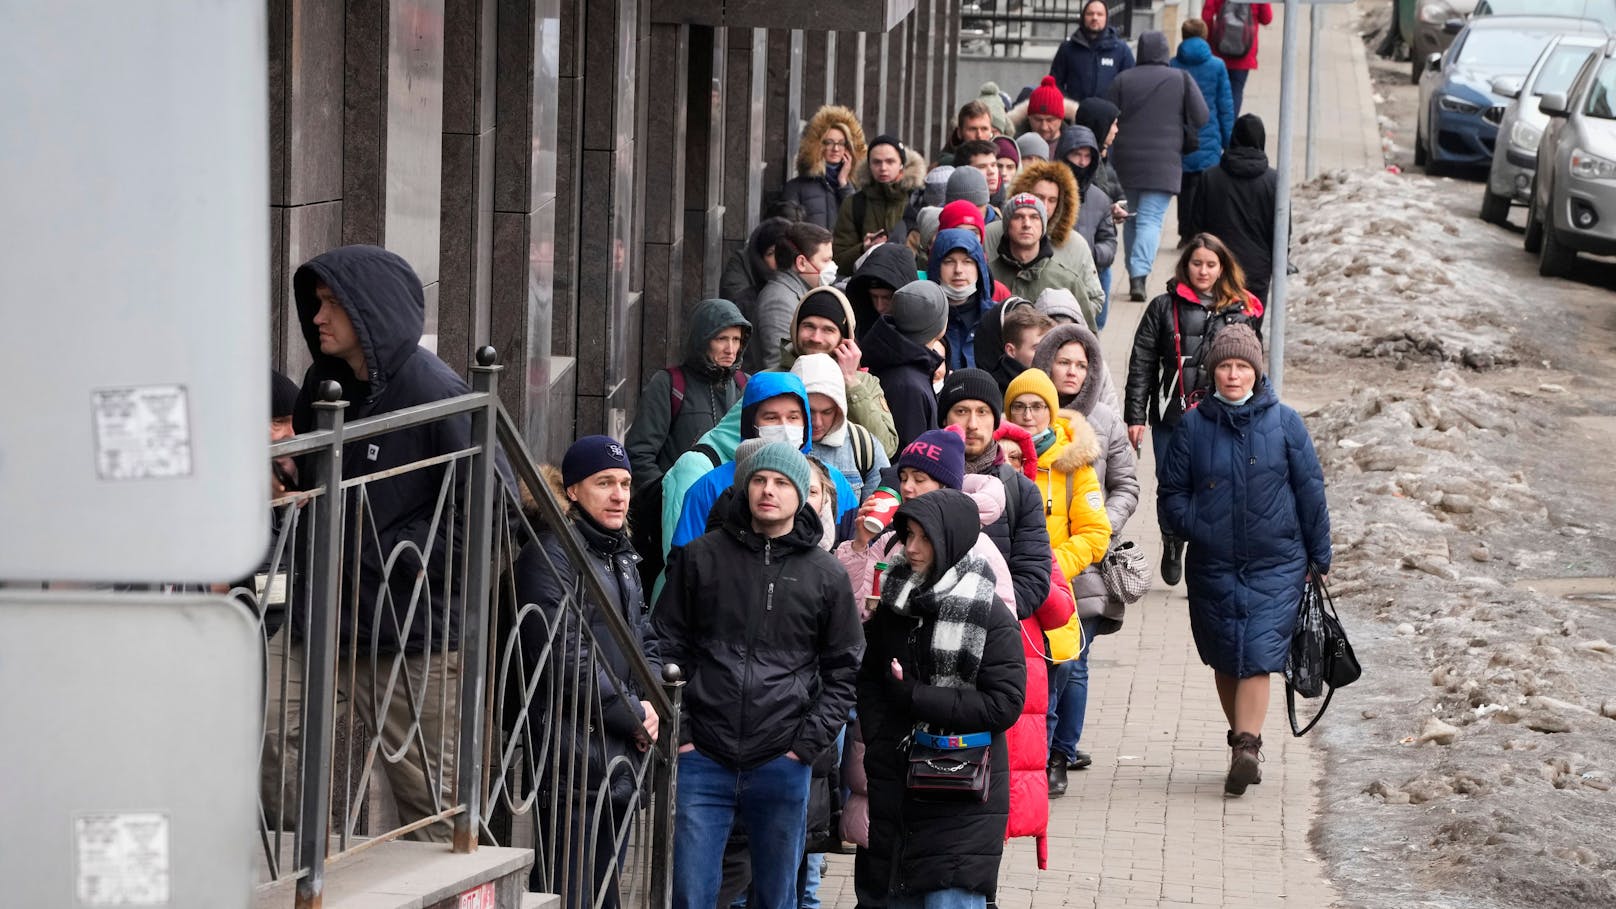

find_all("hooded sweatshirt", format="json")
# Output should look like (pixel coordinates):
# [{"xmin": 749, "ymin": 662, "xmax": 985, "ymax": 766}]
[
  {"xmin": 845, "ymin": 242, "xmax": 920, "ymax": 334},
  {"xmin": 929, "ymin": 228, "xmax": 997, "ymax": 370},
  {"xmin": 791, "ymin": 353, "xmax": 890, "ymax": 501},
  {"xmin": 1191, "ymin": 113, "xmax": 1279, "ymax": 302},
  {"xmin": 860, "ymin": 317, "xmax": 946, "ymax": 449},
  {"xmin": 1070, "ymin": 97, "xmax": 1128, "ymax": 210},
  {"xmin": 291, "ymin": 245, "xmax": 485, "ymax": 654},
  {"xmin": 1170, "ymin": 36, "xmax": 1236, "ymax": 174},
  {"xmin": 626, "ymin": 298, "xmax": 751, "ymax": 488},
  {"xmin": 776, "ymin": 286, "xmax": 901, "ymax": 457},
  {"xmin": 1105, "ymin": 32, "xmax": 1210, "ymax": 196}
]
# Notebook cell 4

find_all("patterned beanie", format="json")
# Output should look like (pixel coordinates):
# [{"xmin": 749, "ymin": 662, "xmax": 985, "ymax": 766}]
[{"xmin": 897, "ymin": 429, "xmax": 967, "ymax": 491}]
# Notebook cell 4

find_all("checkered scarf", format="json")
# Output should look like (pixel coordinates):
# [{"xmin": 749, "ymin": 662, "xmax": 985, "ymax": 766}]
[{"xmin": 881, "ymin": 551, "xmax": 997, "ymax": 690}]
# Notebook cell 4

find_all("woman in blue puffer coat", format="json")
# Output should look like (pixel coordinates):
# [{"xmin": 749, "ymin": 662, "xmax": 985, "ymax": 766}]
[{"xmin": 1157, "ymin": 323, "xmax": 1330, "ymax": 797}]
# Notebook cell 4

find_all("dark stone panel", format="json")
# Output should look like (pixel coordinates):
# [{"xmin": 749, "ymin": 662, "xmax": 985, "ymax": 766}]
[
  {"xmin": 643, "ymin": 24, "xmax": 687, "ymax": 245},
  {"xmin": 683, "ymin": 26, "xmax": 720, "ymax": 209},
  {"xmin": 270, "ymin": 0, "xmax": 345, "ymax": 207},
  {"xmin": 493, "ymin": 0, "xmax": 559, "ymax": 215},
  {"xmin": 574, "ymin": 393, "xmax": 605, "ymax": 445},
  {"xmin": 575, "ymin": 148, "xmax": 615, "ymax": 395},
  {"xmin": 550, "ymin": 64, "xmax": 582, "ymax": 347},
  {"xmin": 582, "ymin": 0, "xmax": 619, "ymax": 152},
  {"xmin": 438, "ymin": 128, "xmax": 495, "ymax": 374},
  {"xmin": 639, "ymin": 240, "xmax": 681, "ymax": 377},
  {"xmin": 803, "ymin": 30, "xmax": 828, "ymax": 115},
  {"xmin": 885, "ymin": 20, "xmax": 907, "ymax": 140},
  {"xmin": 721, "ymin": 28, "xmax": 753, "ymax": 243},
  {"xmin": 943, "ymin": 5, "xmax": 958, "ymax": 133},
  {"xmin": 442, "ymin": 0, "xmax": 496, "ymax": 135},
  {"xmin": 270, "ymin": 205, "xmax": 288, "ymax": 370},
  {"xmin": 911, "ymin": 0, "xmax": 931, "ymax": 159},
  {"xmin": 283, "ymin": 201, "xmax": 345, "ymax": 380},
  {"xmin": 761, "ymin": 28, "xmax": 791, "ymax": 211},
  {"xmin": 681, "ymin": 209, "xmax": 709, "ymax": 307},
  {"xmin": 833, "ymin": 30, "xmax": 859, "ymax": 118},
  {"xmin": 862, "ymin": 31, "xmax": 882, "ymax": 136},
  {"xmin": 342, "ymin": 0, "xmax": 386, "ymax": 246},
  {"xmin": 269, "ymin": 0, "xmax": 289, "ymax": 204}
]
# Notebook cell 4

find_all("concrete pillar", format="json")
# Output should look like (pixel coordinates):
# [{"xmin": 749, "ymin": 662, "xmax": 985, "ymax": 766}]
[
  {"xmin": 438, "ymin": 0, "xmax": 497, "ymax": 376},
  {"xmin": 642, "ymin": 22, "xmax": 689, "ymax": 378}
]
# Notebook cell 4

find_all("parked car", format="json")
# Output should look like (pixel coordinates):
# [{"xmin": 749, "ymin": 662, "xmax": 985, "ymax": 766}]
[
  {"xmin": 1403, "ymin": 0, "xmax": 1480, "ymax": 84},
  {"xmin": 1416, "ymin": 16, "xmax": 1608, "ymax": 173},
  {"xmin": 1482, "ymin": 34, "xmax": 1605, "ymax": 224},
  {"xmin": 1526, "ymin": 38, "xmax": 1616, "ymax": 276},
  {"xmin": 1474, "ymin": 0, "xmax": 1616, "ymax": 30}
]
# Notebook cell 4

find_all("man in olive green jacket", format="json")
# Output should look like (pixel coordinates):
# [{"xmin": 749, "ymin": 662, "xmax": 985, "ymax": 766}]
[
  {"xmin": 830, "ymin": 134, "xmax": 928, "ymax": 274},
  {"xmin": 988, "ymin": 193, "xmax": 1102, "ymax": 330},
  {"xmin": 774, "ymin": 286, "xmax": 899, "ymax": 459}
]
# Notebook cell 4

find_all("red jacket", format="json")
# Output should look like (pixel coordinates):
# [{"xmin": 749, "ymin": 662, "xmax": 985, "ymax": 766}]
[
  {"xmin": 1201, "ymin": 0, "xmax": 1273, "ymax": 71},
  {"xmin": 1004, "ymin": 558, "xmax": 1077, "ymax": 869}
]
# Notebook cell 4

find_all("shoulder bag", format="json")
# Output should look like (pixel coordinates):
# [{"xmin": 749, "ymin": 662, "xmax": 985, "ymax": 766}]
[{"xmin": 1285, "ymin": 567, "xmax": 1362, "ymax": 736}]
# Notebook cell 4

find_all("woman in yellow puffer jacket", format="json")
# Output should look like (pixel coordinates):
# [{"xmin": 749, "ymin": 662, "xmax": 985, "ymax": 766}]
[{"xmin": 1003, "ymin": 368, "xmax": 1112, "ymax": 796}]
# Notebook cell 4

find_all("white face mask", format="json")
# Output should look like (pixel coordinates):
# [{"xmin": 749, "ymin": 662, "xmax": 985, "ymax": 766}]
[
  {"xmin": 942, "ymin": 282, "xmax": 975, "ymax": 303},
  {"xmin": 755, "ymin": 423, "xmax": 805, "ymax": 448},
  {"xmin": 817, "ymin": 262, "xmax": 839, "ymax": 287}
]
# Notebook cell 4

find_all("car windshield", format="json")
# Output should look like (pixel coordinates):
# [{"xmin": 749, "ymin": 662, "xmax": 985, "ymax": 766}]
[
  {"xmin": 1479, "ymin": 0, "xmax": 1616, "ymax": 28},
  {"xmin": 1534, "ymin": 45, "xmax": 1600, "ymax": 96},
  {"xmin": 1585, "ymin": 60, "xmax": 1616, "ymax": 118},
  {"xmin": 1457, "ymin": 30, "xmax": 1559, "ymax": 71}
]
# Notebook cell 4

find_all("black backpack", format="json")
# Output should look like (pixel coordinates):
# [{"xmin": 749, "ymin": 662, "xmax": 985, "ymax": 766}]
[{"xmin": 1210, "ymin": 3, "xmax": 1258, "ymax": 59}]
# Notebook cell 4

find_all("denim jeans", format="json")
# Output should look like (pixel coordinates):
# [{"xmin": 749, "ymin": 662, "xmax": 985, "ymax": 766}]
[
  {"xmin": 1122, "ymin": 189, "xmax": 1173, "ymax": 281},
  {"xmin": 797, "ymin": 853, "xmax": 826, "ymax": 909},
  {"xmin": 1150, "ymin": 422, "xmax": 1174, "ymax": 482},
  {"xmin": 674, "ymin": 750, "xmax": 811, "ymax": 909},
  {"xmin": 1229, "ymin": 68, "xmax": 1251, "ymax": 117},
  {"xmin": 887, "ymin": 888, "xmax": 987, "ymax": 909},
  {"xmin": 1096, "ymin": 266, "xmax": 1113, "ymax": 331},
  {"xmin": 1047, "ymin": 614, "xmax": 1103, "ymax": 762}
]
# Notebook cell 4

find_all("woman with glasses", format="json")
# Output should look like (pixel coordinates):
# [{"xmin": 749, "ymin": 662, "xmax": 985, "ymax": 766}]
[
  {"xmin": 1001, "ymin": 369, "xmax": 1111, "ymax": 796},
  {"xmin": 781, "ymin": 105, "xmax": 867, "ymax": 231}
]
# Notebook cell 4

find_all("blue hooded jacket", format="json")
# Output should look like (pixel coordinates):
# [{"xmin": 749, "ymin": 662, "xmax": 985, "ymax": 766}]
[
  {"xmin": 1170, "ymin": 37, "xmax": 1236, "ymax": 174},
  {"xmin": 929, "ymin": 228, "xmax": 996, "ymax": 370},
  {"xmin": 668, "ymin": 371, "xmax": 855, "ymax": 551},
  {"xmin": 1157, "ymin": 380, "xmax": 1332, "ymax": 677},
  {"xmin": 1050, "ymin": 24, "xmax": 1136, "ymax": 103}
]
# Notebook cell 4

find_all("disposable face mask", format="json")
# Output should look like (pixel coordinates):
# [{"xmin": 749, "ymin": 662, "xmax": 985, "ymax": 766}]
[
  {"xmin": 942, "ymin": 282, "xmax": 975, "ymax": 303},
  {"xmin": 817, "ymin": 262, "xmax": 839, "ymax": 287},
  {"xmin": 1213, "ymin": 390, "xmax": 1254, "ymax": 406},
  {"xmin": 755, "ymin": 423, "xmax": 805, "ymax": 448}
]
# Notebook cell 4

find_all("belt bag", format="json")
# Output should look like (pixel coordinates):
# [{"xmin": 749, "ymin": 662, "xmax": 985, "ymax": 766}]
[{"xmin": 906, "ymin": 731, "xmax": 991, "ymax": 803}]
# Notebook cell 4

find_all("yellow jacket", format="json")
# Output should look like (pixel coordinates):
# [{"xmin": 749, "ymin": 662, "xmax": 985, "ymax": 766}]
[{"xmin": 1033, "ymin": 411, "xmax": 1112, "ymax": 584}]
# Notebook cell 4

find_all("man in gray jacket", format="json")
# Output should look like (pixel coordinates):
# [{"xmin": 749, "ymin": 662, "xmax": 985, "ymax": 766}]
[{"xmin": 1106, "ymin": 30, "xmax": 1208, "ymax": 301}]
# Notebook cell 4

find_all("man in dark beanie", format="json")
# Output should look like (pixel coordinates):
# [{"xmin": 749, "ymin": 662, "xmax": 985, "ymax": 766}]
[
  {"xmin": 832, "ymin": 133, "xmax": 925, "ymax": 273},
  {"xmin": 775, "ymin": 286, "xmax": 899, "ymax": 458},
  {"xmin": 862, "ymin": 281, "xmax": 949, "ymax": 448},
  {"xmin": 270, "ymin": 370, "xmax": 300, "ymax": 495},
  {"xmin": 938, "ymin": 368, "xmax": 1052, "ymax": 619}
]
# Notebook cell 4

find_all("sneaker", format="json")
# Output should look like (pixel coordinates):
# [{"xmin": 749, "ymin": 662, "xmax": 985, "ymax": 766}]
[
  {"xmin": 1161, "ymin": 537, "xmax": 1183, "ymax": 586},
  {"xmin": 1047, "ymin": 758, "xmax": 1069, "ymax": 797},
  {"xmin": 1129, "ymin": 275, "xmax": 1147, "ymax": 301},
  {"xmin": 1068, "ymin": 750, "xmax": 1093, "ymax": 770},
  {"xmin": 1225, "ymin": 732, "xmax": 1264, "ymax": 796}
]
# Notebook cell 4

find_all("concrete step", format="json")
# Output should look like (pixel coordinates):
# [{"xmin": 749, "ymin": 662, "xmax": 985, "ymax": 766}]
[
  {"xmin": 254, "ymin": 839, "xmax": 533, "ymax": 909},
  {"xmin": 521, "ymin": 894, "xmax": 560, "ymax": 909}
]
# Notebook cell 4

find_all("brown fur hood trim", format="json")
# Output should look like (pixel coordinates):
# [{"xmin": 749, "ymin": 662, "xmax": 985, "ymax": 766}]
[
  {"xmin": 1009, "ymin": 159, "xmax": 1079, "ymax": 247},
  {"xmin": 851, "ymin": 147, "xmax": 928, "ymax": 193},
  {"xmin": 796, "ymin": 105, "xmax": 867, "ymax": 178},
  {"xmin": 1053, "ymin": 409, "xmax": 1101, "ymax": 472},
  {"xmin": 1006, "ymin": 97, "xmax": 1080, "ymax": 134},
  {"xmin": 520, "ymin": 464, "xmax": 570, "ymax": 523}
]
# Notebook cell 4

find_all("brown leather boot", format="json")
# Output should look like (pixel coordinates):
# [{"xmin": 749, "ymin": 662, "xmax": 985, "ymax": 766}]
[{"xmin": 1226, "ymin": 732, "xmax": 1264, "ymax": 796}]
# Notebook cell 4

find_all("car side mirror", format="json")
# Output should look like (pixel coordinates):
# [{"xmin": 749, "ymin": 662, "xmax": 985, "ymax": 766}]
[
  {"xmin": 1540, "ymin": 92, "xmax": 1570, "ymax": 117},
  {"xmin": 1428, "ymin": 52, "xmax": 1444, "ymax": 73},
  {"xmin": 1491, "ymin": 76, "xmax": 1523, "ymax": 99},
  {"xmin": 1443, "ymin": 18, "xmax": 1464, "ymax": 35}
]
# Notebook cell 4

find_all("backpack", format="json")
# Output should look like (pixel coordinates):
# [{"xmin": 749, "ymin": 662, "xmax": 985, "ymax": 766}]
[
  {"xmin": 668, "ymin": 365, "xmax": 748, "ymax": 422},
  {"xmin": 845, "ymin": 422, "xmax": 877, "ymax": 479},
  {"xmin": 850, "ymin": 193, "xmax": 911, "ymax": 247},
  {"xmin": 1210, "ymin": 2, "xmax": 1258, "ymax": 59}
]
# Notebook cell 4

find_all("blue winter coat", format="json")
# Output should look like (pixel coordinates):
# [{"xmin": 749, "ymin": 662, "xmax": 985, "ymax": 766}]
[
  {"xmin": 1170, "ymin": 38, "xmax": 1236, "ymax": 174},
  {"xmin": 1049, "ymin": 26, "xmax": 1136, "ymax": 102},
  {"xmin": 929, "ymin": 228, "xmax": 996, "ymax": 370},
  {"xmin": 1157, "ymin": 381, "xmax": 1332, "ymax": 677}
]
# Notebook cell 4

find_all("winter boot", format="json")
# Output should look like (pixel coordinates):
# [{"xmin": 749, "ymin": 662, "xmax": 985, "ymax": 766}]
[
  {"xmin": 1047, "ymin": 757, "xmax": 1069, "ymax": 797},
  {"xmin": 1160, "ymin": 536, "xmax": 1184, "ymax": 586},
  {"xmin": 1226, "ymin": 732, "xmax": 1264, "ymax": 796},
  {"xmin": 1129, "ymin": 275, "xmax": 1147, "ymax": 301},
  {"xmin": 1069, "ymin": 750, "xmax": 1093, "ymax": 770}
]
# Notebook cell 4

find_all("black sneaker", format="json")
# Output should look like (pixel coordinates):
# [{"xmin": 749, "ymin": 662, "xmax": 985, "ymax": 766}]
[
  {"xmin": 1129, "ymin": 275, "xmax": 1147, "ymax": 301},
  {"xmin": 1068, "ymin": 750, "xmax": 1093, "ymax": 770},
  {"xmin": 1047, "ymin": 759, "xmax": 1069, "ymax": 797},
  {"xmin": 1161, "ymin": 537, "xmax": 1183, "ymax": 586}
]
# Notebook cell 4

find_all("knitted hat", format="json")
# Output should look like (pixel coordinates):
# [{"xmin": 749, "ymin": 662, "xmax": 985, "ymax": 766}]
[
  {"xmin": 889, "ymin": 280, "xmax": 949, "ymax": 347},
  {"xmin": 271, "ymin": 370, "xmax": 300, "ymax": 418},
  {"xmin": 868, "ymin": 133, "xmax": 907, "ymax": 164},
  {"xmin": 1034, "ymin": 287, "xmax": 1085, "ymax": 325},
  {"xmin": 976, "ymin": 82, "xmax": 1013, "ymax": 137},
  {"xmin": 1202, "ymin": 323, "xmax": 1266, "ymax": 377},
  {"xmin": 1015, "ymin": 132, "xmax": 1051, "ymax": 162},
  {"xmin": 937, "ymin": 368, "xmax": 1004, "ymax": 426},
  {"xmin": 945, "ymin": 166, "xmax": 990, "ymax": 207},
  {"xmin": 939, "ymin": 199, "xmax": 986, "ymax": 238},
  {"xmin": 897, "ymin": 429, "xmax": 966, "ymax": 491},
  {"xmin": 923, "ymin": 165, "xmax": 955, "ymax": 208},
  {"xmin": 561, "ymin": 435, "xmax": 631, "ymax": 487},
  {"xmin": 795, "ymin": 287, "xmax": 851, "ymax": 338},
  {"xmin": 737, "ymin": 441, "xmax": 812, "ymax": 509},
  {"xmin": 993, "ymin": 136, "xmax": 1021, "ymax": 167},
  {"xmin": 1004, "ymin": 368, "xmax": 1059, "ymax": 421},
  {"xmin": 916, "ymin": 206, "xmax": 943, "ymax": 250},
  {"xmin": 1028, "ymin": 75, "xmax": 1066, "ymax": 120},
  {"xmin": 1005, "ymin": 192, "xmax": 1047, "ymax": 227},
  {"xmin": 733, "ymin": 438, "xmax": 770, "ymax": 476}
]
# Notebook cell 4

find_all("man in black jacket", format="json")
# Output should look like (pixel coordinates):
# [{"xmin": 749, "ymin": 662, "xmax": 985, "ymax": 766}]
[
  {"xmin": 655, "ymin": 443, "xmax": 863, "ymax": 909},
  {"xmin": 861, "ymin": 281, "xmax": 948, "ymax": 449},
  {"xmin": 1190, "ymin": 113, "xmax": 1279, "ymax": 307},
  {"xmin": 937, "ymin": 369, "xmax": 1053, "ymax": 619}
]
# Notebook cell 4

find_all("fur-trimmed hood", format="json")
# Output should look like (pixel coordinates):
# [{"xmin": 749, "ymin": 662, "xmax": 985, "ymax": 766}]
[
  {"xmin": 1008, "ymin": 159, "xmax": 1080, "ymax": 247},
  {"xmin": 1051, "ymin": 409, "xmax": 1101, "ymax": 473},
  {"xmin": 796, "ymin": 105, "xmax": 867, "ymax": 179},
  {"xmin": 1032, "ymin": 322, "xmax": 1106, "ymax": 415},
  {"xmin": 1006, "ymin": 96, "xmax": 1080, "ymax": 135},
  {"xmin": 851, "ymin": 147, "xmax": 928, "ymax": 194}
]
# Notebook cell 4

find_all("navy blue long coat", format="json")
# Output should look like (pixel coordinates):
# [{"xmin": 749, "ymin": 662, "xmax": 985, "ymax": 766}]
[{"xmin": 1158, "ymin": 381, "xmax": 1331, "ymax": 677}]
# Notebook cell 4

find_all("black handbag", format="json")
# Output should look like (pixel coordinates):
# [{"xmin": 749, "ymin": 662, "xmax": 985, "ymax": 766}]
[
  {"xmin": 1284, "ymin": 567, "xmax": 1361, "ymax": 736},
  {"xmin": 905, "ymin": 735, "xmax": 991, "ymax": 803}
]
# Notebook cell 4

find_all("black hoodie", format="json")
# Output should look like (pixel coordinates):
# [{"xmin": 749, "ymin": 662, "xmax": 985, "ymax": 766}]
[
  {"xmin": 860, "ymin": 315, "xmax": 944, "ymax": 448},
  {"xmin": 291, "ymin": 245, "xmax": 485, "ymax": 654},
  {"xmin": 1191, "ymin": 113, "xmax": 1279, "ymax": 300},
  {"xmin": 846, "ymin": 243, "xmax": 920, "ymax": 337}
]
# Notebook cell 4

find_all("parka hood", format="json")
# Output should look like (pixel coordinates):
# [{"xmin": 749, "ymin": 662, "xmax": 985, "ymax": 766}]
[
  {"xmin": 1031, "ymin": 322, "xmax": 1106, "ymax": 415},
  {"xmin": 1009, "ymin": 159, "xmax": 1081, "ymax": 246},
  {"xmin": 960, "ymin": 472, "xmax": 1007, "ymax": 528},
  {"xmin": 738, "ymin": 371, "xmax": 815, "ymax": 454},
  {"xmin": 860, "ymin": 315, "xmax": 944, "ymax": 373},
  {"xmin": 891, "ymin": 488, "xmax": 983, "ymax": 573},
  {"xmin": 851, "ymin": 147, "xmax": 928, "ymax": 195},
  {"xmin": 790, "ymin": 352, "xmax": 849, "ymax": 448},
  {"xmin": 1136, "ymin": 31, "xmax": 1170, "ymax": 65},
  {"xmin": 1071, "ymin": 97, "xmax": 1119, "ymax": 150},
  {"xmin": 294, "ymin": 245, "xmax": 425, "ymax": 400},
  {"xmin": 796, "ymin": 105, "xmax": 867, "ymax": 179},
  {"xmin": 845, "ymin": 243, "xmax": 919, "ymax": 330},
  {"xmin": 1176, "ymin": 36, "xmax": 1213, "ymax": 66},
  {"xmin": 928, "ymin": 228, "xmax": 994, "ymax": 304},
  {"xmin": 1051, "ymin": 409, "xmax": 1101, "ymax": 472},
  {"xmin": 684, "ymin": 298, "xmax": 752, "ymax": 373},
  {"xmin": 1222, "ymin": 114, "xmax": 1272, "ymax": 178},
  {"xmin": 791, "ymin": 285, "xmax": 859, "ymax": 349}
]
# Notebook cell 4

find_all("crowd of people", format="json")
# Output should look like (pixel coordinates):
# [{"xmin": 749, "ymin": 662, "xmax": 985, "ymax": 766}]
[{"xmin": 263, "ymin": 3, "xmax": 1331, "ymax": 908}]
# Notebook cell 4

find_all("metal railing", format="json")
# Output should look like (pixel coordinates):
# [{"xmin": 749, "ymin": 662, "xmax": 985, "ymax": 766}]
[
  {"xmin": 247, "ymin": 348, "xmax": 681, "ymax": 909},
  {"xmin": 960, "ymin": 0, "xmax": 1135, "ymax": 60}
]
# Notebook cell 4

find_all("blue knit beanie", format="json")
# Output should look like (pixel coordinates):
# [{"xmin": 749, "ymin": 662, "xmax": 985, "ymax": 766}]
[
  {"xmin": 896, "ymin": 429, "xmax": 966, "ymax": 491},
  {"xmin": 735, "ymin": 442, "xmax": 811, "ymax": 508},
  {"xmin": 561, "ymin": 435, "xmax": 631, "ymax": 487}
]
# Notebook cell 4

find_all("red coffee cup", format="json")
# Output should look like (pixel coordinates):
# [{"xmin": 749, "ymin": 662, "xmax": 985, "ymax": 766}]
[{"xmin": 861, "ymin": 486, "xmax": 902, "ymax": 535}]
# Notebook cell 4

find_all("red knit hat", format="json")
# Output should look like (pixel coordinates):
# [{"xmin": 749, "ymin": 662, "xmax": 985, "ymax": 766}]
[
  {"xmin": 1028, "ymin": 75, "xmax": 1065, "ymax": 120},
  {"xmin": 939, "ymin": 199, "xmax": 986, "ymax": 240}
]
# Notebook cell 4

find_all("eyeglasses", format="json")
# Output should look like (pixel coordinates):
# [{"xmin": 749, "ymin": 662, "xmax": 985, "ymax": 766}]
[
  {"xmin": 821, "ymin": 139, "xmax": 848, "ymax": 148},
  {"xmin": 1008, "ymin": 401, "xmax": 1049, "ymax": 415}
]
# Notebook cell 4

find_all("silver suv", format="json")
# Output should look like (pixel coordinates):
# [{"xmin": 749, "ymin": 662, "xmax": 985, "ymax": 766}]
[
  {"xmin": 1527, "ymin": 39, "xmax": 1616, "ymax": 276},
  {"xmin": 1483, "ymin": 34, "xmax": 1604, "ymax": 224}
]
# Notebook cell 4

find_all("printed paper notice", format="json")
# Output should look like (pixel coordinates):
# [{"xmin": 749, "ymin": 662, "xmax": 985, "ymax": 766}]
[
  {"xmin": 92, "ymin": 385, "xmax": 193, "ymax": 480},
  {"xmin": 75, "ymin": 812, "xmax": 170, "ymax": 906}
]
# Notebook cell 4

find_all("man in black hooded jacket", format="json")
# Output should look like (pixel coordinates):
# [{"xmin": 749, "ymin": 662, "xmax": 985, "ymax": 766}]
[{"xmin": 1191, "ymin": 113, "xmax": 1280, "ymax": 307}]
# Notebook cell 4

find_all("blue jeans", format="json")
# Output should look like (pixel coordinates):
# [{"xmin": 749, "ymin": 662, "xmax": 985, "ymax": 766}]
[
  {"xmin": 674, "ymin": 750, "xmax": 812, "ymax": 909},
  {"xmin": 1150, "ymin": 422, "xmax": 1174, "ymax": 482},
  {"xmin": 1047, "ymin": 614, "xmax": 1103, "ymax": 762},
  {"xmin": 1123, "ymin": 189, "xmax": 1173, "ymax": 281},
  {"xmin": 888, "ymin": 888, "xmax": 987, "ymax": 909},
  {"xmin": 1097, "ymin": 266, "xmax": 1113, "ymax": 330},
  {"xmin": 1229, "ymin": 68, "xmax": 1251, "ymax": 117},
  {"xmin": 798, "ymin": 853, "xmax": 826, "ymax": 909}
]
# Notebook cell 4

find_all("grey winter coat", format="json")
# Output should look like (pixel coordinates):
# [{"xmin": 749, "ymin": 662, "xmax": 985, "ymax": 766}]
[
  {"xmin": 1105, "ymin": 32, "xmax": 1209, "ymax": 196},
  {"xmin": 625, "ymin": 298, "xmax": 751, "ymax": 489},
  {"xmin": 747, "ymin": 270, "xmax": 812, "ymax": 374}
]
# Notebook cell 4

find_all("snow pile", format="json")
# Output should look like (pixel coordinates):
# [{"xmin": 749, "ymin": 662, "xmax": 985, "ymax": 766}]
[{"xmin": 1288, "ymin": 169, "xmax": 1525, "ymax": 371}]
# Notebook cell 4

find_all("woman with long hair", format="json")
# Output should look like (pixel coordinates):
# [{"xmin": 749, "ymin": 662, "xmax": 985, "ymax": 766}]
[{"xmin": 1123, "ymin": 233, "xmax": 1261, "ymax": 586}]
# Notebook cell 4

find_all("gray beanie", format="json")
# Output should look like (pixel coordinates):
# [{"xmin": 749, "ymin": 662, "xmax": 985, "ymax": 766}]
[
  {"xmin": 1015, "ymin": 132, "xmax": 1050, "ymax": 162},
  {"xmin": 945, "ymin": 167, "xmax": 990, "ymax": 208},
  {"xmin": 733, "ymin": 438, "xmax": 771, "ymax": 476},
  {"xmin": 916, "ymin": 206, "xmax": 943, "ymax": 250},
  {"xmin": 923, "ymin": 166, "xmax": 955, "ymax": 208},
  {"xmin": 1035, "ymin": 287, "xmax": 1085, "ymax": 325},
  {"xmin": 736, "ymin": 442, "xmax": 812, "ymax": 510},
  {"xmin": 889, "ymin": 280, "xmax": 949, "ymax": 347}
]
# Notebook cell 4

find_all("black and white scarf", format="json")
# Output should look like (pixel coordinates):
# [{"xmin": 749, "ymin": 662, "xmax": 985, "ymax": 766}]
[{"xmin": 881, "ymin": 551, "xmax": 997, "ymax": 690}]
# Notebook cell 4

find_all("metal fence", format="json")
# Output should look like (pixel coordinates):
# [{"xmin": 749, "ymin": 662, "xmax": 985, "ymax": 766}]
[
  {"xmin": 960, "ymin": 0, "xmax": 1135, "ymax": 60},
  {"xmin": 248, "ymin": 348, "xmax": 681, "ymax": 909}
]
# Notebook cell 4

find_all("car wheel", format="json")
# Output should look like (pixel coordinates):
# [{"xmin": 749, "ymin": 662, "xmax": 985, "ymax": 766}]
[
  {"xmin": 1540, "ymin": 222, "xmax": 1576, "ymax": 278},
  {"xmin": 1415, "ymin": 124, "xmax": 1428, "ymax": 167},
  {"xmin": 1524, "ymin": 189, "xmax": 1544, "ymax": 254},
  {"xmin": 1480, "ymin": 187, "xmax": 1511, "ymax": 226},
  {"xmin": 1411, "ymin": 53, "xmax": 1424, "ymax": 85}
]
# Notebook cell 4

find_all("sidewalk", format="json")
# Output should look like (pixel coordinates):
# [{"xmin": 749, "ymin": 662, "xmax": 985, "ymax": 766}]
[{"xmin": 819, "ymin": 7, "xmax": 1376, "ymax": 906}]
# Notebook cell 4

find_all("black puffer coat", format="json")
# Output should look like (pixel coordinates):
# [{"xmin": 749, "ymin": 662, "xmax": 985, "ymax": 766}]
[
  {"xmin": 861, "ymin": 315, "xmax": 943, "ymax": 449},
  {"xmin": 855, "ymin": 491, "xmax": 1025, "ymax": 904},
  {"xmin": 1124, "ymin": 279, "xmax": 1262, "ymax": 431},
  {"xmin": 653, "ymin": 491, "xmax": 864, "ymax": 770},
  {"xmin": 1190, "ymin": 114, "xmax": 1280, "ymax": 304}
]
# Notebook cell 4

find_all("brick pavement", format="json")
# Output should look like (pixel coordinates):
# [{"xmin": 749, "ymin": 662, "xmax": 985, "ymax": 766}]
[{"xmin": 818, "ymin": 7, "xmax": 1377, "ymax": 906}]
